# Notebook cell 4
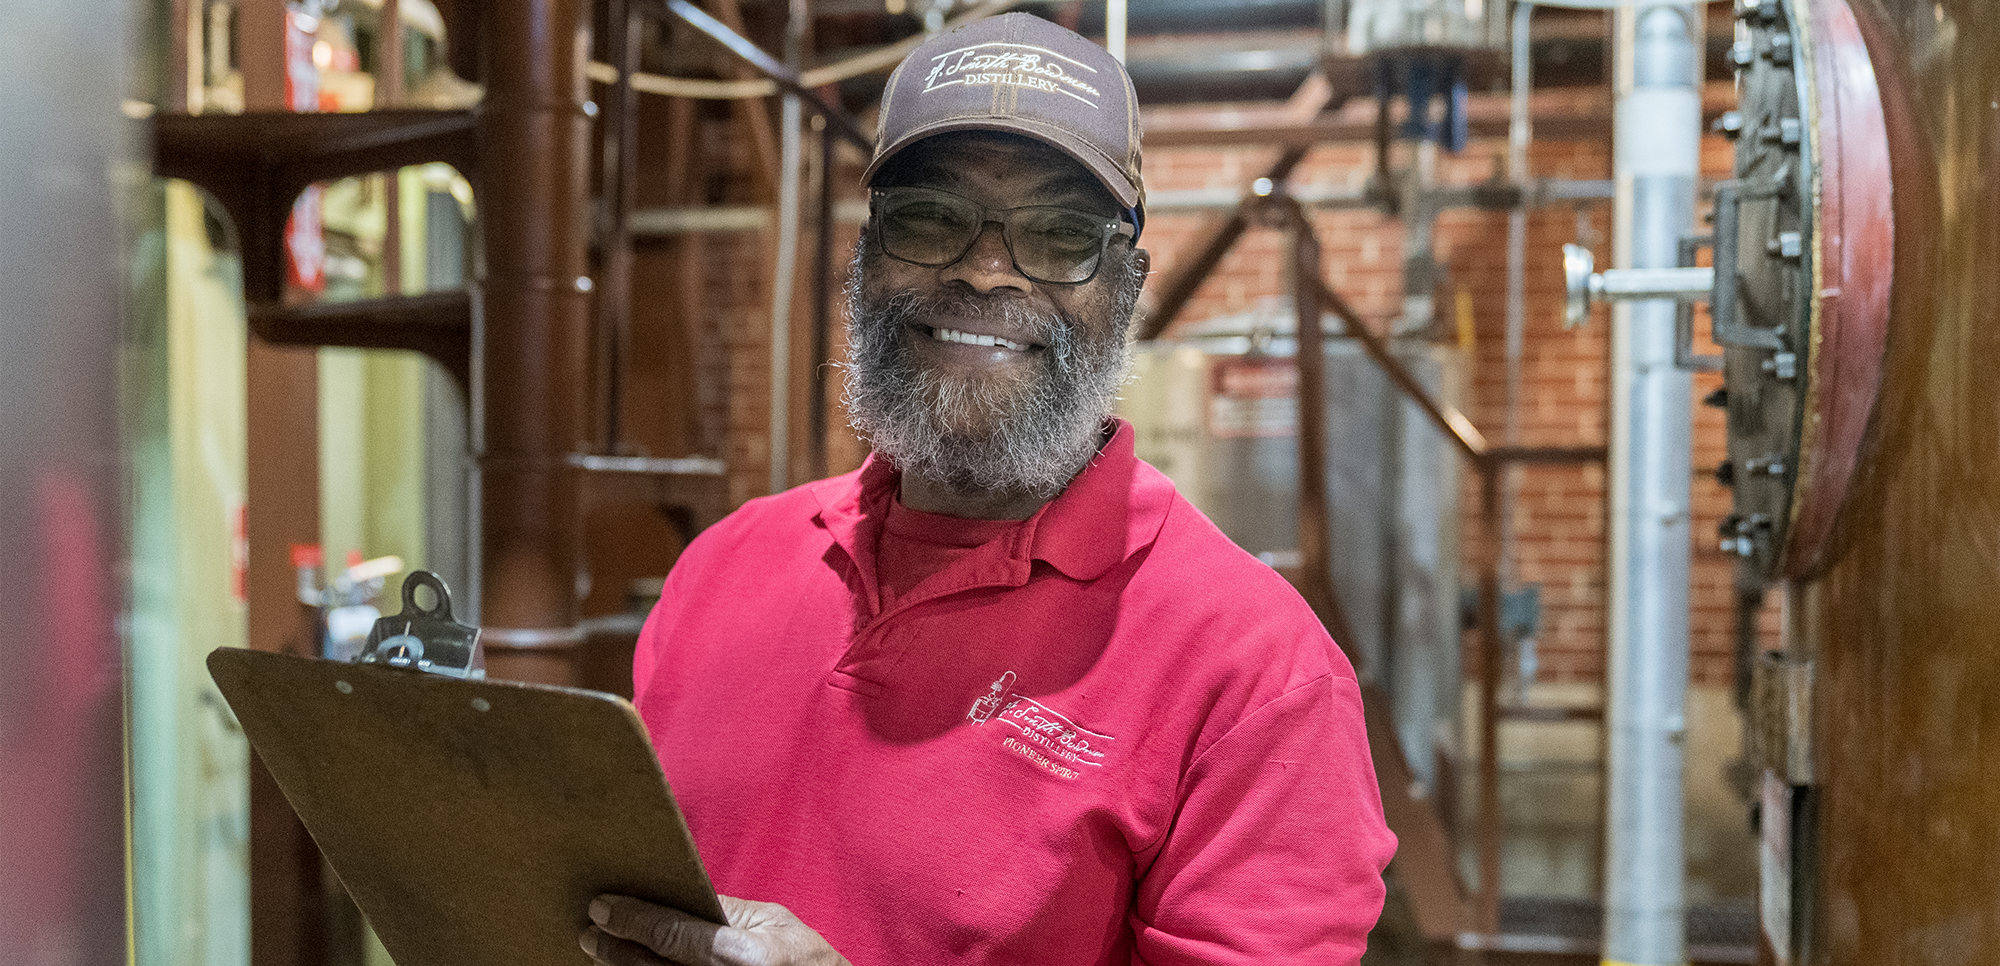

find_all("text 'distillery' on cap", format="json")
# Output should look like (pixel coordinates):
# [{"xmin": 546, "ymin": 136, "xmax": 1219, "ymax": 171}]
[{"xmin": 863, "ymin": 12, "xmax": 1145, "ymax": 223}]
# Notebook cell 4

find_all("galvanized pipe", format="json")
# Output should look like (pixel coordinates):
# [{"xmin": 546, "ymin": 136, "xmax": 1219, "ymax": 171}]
[
  {"xmin": 1603, "ymin": 3, "xmax": 1700, "ymax": 964},
  {"xmin": 1502, "ymin": 0, "xmax": 1534, "ymax": 596},
  {"xmin": 768, "ymin": 0, "xmax": 807, "ymax": 494},
  {"xmin": 1108, "ymin": 0, "xmax": 1128, "ymax": 62}
]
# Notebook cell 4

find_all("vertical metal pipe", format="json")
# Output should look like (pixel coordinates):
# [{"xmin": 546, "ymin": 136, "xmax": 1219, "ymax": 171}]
[
  {"xmin": 1107, "ymin": 0, "xmax": 1128, "ymax": 62},
  {"xmin": 0, "ymin": 3, "xmax": 129, "ymax": 964},
  {"xmin": 1475, "ymin": 462, "xmax": 1504, "ymax": 934},
  {"xmin": 1501, "ymin": 1, "xmax": 1534, "ymax": 591},
  {"xmin": 1288, "ymin": 208, "xmax": 1359, "ymax": 658},
  {"xmin": 808, "ymin": 120, "xmax": 835, "ymax": 481},
  {"xmin": 597, "ymin": 0, "xmax": 643, "ymax": 456},
  {"xmin": 236, "ymin": 1, "xmax": 337, "ymax": 961},
  {"xmin": 1604, "ymin": 4, "xmax": 1699, "ymax": 964},
  {"xmin": 1506, "ymin": 1, "xmax": 1533, "ymax": 443},
  {"xmin": 768, "ymin": 0, "xmax": 806, "ymax": 493},
  {"xmin": 381, "ymin": 0, "xmax": 405, "ymax": 295},
  {"xmin": 477, "ymin": 0, "xmax": 593, "ymax": 667}
]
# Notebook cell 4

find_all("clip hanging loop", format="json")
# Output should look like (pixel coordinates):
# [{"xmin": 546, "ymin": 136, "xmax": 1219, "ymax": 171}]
[{"xmin": 357, "ymin": 571, "xmax": 486, "ymax": 679}]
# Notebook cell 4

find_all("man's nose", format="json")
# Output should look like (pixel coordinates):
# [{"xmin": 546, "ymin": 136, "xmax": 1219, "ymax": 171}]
[{"xmin": 942, "ymin": 221, "xmax": 1030, "ymax": 294}]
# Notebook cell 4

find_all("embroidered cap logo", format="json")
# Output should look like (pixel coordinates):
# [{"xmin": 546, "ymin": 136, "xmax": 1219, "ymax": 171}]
[
  {"xmin": 921, "ymin": 43, "xmax": 1103, "ymax": 107},
  {"xmin": 860, "ymin": 13, "xmax": 1146, "ymax": 222}
]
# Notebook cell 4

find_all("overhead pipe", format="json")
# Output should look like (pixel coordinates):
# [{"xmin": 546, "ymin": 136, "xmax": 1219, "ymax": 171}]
[
  {"xmin": 659, "ymin": 0, "xmax": 873, "ymax": 152},
  {"xmin": 1602, "ymin": 3, "xmax": 1701, "ymax": 965},
  {"xmin": 623, "ymin": 179, "xmax": 1614, "ymax": 234}
]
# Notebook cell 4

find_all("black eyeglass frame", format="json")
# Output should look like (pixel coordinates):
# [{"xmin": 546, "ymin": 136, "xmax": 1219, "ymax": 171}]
[{"xmin": 869, "ymin": 185, "xmax": 1138, "ymax": 285}]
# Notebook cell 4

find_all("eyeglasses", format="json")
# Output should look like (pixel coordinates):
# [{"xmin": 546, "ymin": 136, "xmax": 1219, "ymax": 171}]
[{"xmin": 870, "ymin": 186, "xmax": 1136, "ymax": 285}]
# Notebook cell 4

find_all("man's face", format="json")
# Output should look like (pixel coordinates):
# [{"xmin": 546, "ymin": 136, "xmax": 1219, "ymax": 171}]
[{"xmin": 843, "ymin": 131, "xmax": 1149, "ymax": 498}]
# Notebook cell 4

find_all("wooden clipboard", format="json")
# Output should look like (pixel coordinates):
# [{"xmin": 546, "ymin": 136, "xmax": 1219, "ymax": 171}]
[{"xmin": 207, "ymin": 647, "xmax": 726, "ymax": 966}]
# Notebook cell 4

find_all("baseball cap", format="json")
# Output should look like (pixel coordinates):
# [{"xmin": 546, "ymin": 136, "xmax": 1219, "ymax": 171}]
[{"xmin": 863, "ymin": 13, "xmax": 1145, "ymax": 233}]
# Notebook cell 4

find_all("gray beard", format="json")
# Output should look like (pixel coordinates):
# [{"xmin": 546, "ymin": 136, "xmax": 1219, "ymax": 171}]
[{"xmin": 840, "ymin": 247, "xmax": 1142, "ymax": 500}]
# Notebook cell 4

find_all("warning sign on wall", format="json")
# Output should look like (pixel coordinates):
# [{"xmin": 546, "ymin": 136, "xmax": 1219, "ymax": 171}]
[{"xmin": 1207, "ymin": 357, "xmax": 1298, "ymax": 438}]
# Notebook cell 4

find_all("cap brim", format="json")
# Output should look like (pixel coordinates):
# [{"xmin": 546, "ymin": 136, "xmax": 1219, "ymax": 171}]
[{"xmin": 860, "ymin": 116, "xmax": 1141, "ymax": 211}]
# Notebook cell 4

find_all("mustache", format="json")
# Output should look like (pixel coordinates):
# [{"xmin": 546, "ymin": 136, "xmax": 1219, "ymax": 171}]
[{"xmin": 858, "ymin": 286, "xmax": 1079, "ymax": 367}]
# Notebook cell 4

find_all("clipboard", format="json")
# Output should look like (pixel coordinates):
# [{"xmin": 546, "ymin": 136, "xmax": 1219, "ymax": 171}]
[{"xmin": 208, "ymin": 646, "xmax": 727, "ymax": 966}]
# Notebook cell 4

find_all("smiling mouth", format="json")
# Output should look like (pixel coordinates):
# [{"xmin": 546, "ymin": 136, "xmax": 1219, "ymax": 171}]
[{"xmin": 923, "ymin": 325, "xmax": 1039, "ymax": 352}]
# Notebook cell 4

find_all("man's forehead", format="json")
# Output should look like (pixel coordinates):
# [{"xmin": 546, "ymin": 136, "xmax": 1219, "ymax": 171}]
[{"xmin": 875, "ymin": 131, "xmax": 1114, "ymax": 209}]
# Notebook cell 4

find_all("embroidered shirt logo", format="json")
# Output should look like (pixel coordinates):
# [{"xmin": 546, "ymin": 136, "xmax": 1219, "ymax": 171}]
[
  {"xmin": 966, "ymin": 671, "xmax": 1114, "ymax": 780},
  {"xmin": 921, "ymin": 42, "xmax": 1103, "ymax": 107},
  {"xmin": 966, "ymin": 671, "xmax": 1015, "ymax": 724}
]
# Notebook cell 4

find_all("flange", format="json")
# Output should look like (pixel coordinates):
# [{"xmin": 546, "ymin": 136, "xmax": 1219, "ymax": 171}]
[{"xmin": 1713, "ymin": 0, "xmax": 1892, "ymax": 583}]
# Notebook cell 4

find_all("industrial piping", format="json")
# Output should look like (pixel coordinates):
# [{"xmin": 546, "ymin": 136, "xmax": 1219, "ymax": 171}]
[
  {"xmin": 475, "ymin": 0, "xmax": 596, "ymax": 675},
  {"xmin": 1603, "ymin": 3, "xmax": 1700, "ymax": 965}
]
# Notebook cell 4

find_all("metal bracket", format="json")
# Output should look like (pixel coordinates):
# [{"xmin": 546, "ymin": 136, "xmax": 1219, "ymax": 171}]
[
  {"xmin": 1676, "ymin": 233, "xmax": 1724, "ymax": 371},
  {"xmin": 1753, "ymin": 650, "xmax": 1814, "ymax": 786},
  {"xmin": 1561, "ymin": 243, "xmax": 1715, "ymax": 328},
  {"xmin": 357, "ymin": 570, "xmax": 486, "ymax": 679},
  {"xmin": 1708, "ymin": 180, "xmax": 1788, "ymax": 350}
]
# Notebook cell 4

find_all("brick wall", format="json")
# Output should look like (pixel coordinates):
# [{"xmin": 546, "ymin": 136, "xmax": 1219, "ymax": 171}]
[
  {"xmin": 633, "ymin": 90, "xmax": 1776, "ymax": 688},
  {"xmin": 1129, "ymin": 90, "xmax": 1774, "ymax": 689}
]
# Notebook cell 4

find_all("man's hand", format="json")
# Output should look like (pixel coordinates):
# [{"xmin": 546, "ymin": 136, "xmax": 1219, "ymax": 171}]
[{"xmin": 578, "ymin": 893, "xmax": 853, "ymax": 966}]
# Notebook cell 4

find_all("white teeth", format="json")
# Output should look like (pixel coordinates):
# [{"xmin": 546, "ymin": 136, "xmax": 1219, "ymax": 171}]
[{"xmin": 932, "ymin": 326, "xmax": 1030, "ymax": 351}]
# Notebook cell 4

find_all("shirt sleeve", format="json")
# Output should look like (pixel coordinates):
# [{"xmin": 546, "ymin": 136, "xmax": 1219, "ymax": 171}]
[
  {"xmin": 632, "ymin": 538, "xmax": 697, "ymax": 707},
  {"xmin": 1129, "ymin": 672, "xmax": 1397, "ymax": 966}
]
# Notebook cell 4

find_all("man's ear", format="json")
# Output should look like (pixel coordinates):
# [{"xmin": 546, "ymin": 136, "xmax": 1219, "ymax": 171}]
[{"xmin": 1130, "ymin": 248, "xmax": 1151, "ymax": 291}]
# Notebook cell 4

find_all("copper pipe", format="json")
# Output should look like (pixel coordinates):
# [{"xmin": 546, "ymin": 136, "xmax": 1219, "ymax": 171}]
[
  {"xmin": 1302, "ymin": 270, "xmax": 1489, "ymax": 465},
  {"xmin": 596, "ymin": 0, "xmax": 643, "ymax": 455},
  {"xmin": 660, "ymin": 0, "xmax": 873, "ymax": 151},
  {"xmin": 1137, "ymin": 148, "xmax": 1307, "ymax": 341},
  {"xmin": 1475, "ymin": 466, "xmax": 1504, "ymax": 933},
  {"xmin": 1135, "ymin": 73, "xmax": 1332, "ymax": 342},
  {"xmin": 1285, "ymin": 201, "xmax": 1359, "ymax": 662},
  {"xmin": 808, "ymin": 118, "xmax": 835, "ymax": 481},
  {"xmin": 380, "ymin": 0, "xmax": 404, "ymax": 295},
  {"xmin": 477, "ymin": 0, "xmax": 593, "ymax": 673},
  {"xmin": 236, "ymin": 0, "xmax": 335, "ymax": 962}
]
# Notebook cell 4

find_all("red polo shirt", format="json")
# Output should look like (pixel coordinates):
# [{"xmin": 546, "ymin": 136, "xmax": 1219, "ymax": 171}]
[{"xmin": 634, "ymin": 420, "xmax": 1395, "ymax": 965}]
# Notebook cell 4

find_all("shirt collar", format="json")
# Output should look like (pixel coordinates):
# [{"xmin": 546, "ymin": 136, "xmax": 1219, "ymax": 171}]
[
  {"xmin": 1025, "ymin": 419, "xmax": 1174, "ymax": 580},
  {"xmin": 810, "ymin": 419, "xmax": 1174, "ymax": 584}
]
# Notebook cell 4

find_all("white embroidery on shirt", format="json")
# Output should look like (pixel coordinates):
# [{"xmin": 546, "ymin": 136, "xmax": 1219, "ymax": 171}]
[
  {"xmin": 967, "ymin": 670, "xmax": 1016, "ymax": 725},
  {"xmin": 968, "ymin": 671, "xmax": 1114, "ymax": 780}
]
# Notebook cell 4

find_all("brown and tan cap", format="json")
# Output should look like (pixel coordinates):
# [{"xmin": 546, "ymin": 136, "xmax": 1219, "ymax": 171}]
[{"xmin": 863, "ymin": 12, "xmax": 1145, "ymax": 232}]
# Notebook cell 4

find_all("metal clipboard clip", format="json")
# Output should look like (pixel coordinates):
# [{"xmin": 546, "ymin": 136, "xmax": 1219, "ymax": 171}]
[{"xmin": 356, "ymin": 570, "xmax": 486, "ymax": 679}]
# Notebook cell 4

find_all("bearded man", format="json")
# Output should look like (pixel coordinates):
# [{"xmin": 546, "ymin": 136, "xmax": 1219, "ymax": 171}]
[{"xmin": 578, "ymin": 13, "xmax": 1395, "ymax": 966}]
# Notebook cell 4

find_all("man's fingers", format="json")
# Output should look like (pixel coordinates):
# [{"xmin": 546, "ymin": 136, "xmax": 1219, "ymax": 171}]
[
  {"xmin": 591, "ymin": 894, "xmax": 727, "ymax": 964},
  {"xmin": 578, "ymin": 925, "xmax": 669, "ymax": 966}
]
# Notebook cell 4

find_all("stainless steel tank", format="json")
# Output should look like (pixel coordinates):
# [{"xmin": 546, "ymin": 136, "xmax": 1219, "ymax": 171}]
[{"xmin": 1121, "ymin": 297, "xmax": 1464, "ymax": 788}]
